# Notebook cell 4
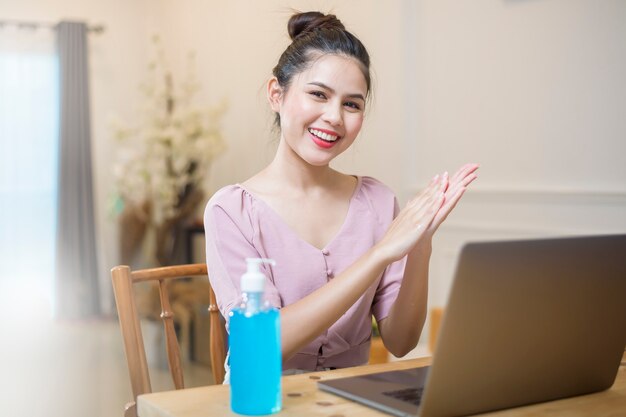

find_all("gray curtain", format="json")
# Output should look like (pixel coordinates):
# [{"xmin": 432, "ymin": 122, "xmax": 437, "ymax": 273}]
[{"xmin": 55, "ymin": 21, "xmax": 100, "ymax": 318}]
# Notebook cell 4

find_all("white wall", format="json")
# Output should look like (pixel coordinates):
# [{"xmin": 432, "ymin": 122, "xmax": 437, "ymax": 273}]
[
  {"xmin": 405, "ymin": 0, "xmax": 626, "ymax": 356},
  {"xmin": 409, "ymin": 0, "xmax": 626, "ymax": 190}
]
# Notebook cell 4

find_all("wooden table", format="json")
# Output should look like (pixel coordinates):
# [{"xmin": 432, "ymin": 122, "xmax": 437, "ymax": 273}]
[{"xmin": 138, "ymin": 354, "xmax": 626, "ymax": 417}]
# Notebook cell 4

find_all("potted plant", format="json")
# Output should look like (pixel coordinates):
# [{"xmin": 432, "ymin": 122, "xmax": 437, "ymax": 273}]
[{"xmin": 112, "ymin": 35, "xmax": 227, "ymax": 266}]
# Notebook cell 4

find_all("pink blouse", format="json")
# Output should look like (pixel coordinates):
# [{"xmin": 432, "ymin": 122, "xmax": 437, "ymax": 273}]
[{"xmin": 203, "ymin": 176, "xmax": 406, "ymax": 371}]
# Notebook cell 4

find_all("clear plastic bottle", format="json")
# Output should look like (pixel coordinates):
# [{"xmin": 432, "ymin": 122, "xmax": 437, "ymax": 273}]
[{"xmin": 229, "ymin": 258, "xmax": 282, "ymax": 415}]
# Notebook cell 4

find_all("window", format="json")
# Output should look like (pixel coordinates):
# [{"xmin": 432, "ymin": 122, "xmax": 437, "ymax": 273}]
[{"xmin": 0, "ymin": 30, "xmax": 59, "ymax": 319}]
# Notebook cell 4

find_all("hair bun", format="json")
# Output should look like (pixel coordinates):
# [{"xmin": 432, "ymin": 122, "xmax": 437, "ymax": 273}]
[{"xmin": 288, "ymin": 11, "xmax": 345, "ymax": 40}]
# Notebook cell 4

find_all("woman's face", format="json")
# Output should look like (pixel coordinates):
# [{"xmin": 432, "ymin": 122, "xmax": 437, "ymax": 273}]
[{"xmin": 269, "ymin": 54, "xmax": 368, "ymax": 167}]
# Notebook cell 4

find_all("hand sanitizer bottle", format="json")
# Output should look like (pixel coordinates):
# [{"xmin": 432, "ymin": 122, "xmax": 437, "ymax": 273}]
[{"xmin": 229, "ymin": 258, "xmax": 282, "ymax": 415}]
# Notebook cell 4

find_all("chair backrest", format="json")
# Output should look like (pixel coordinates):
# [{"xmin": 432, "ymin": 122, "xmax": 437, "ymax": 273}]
[{"xmin": 111, "ymin": 263, "xmax": 226, "ymax": 417}]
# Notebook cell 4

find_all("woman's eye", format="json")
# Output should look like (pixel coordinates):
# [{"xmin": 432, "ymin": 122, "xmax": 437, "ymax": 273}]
[
  {"xmin": 309, "ymin": 91, "xmax": 327, "ymax": 99},
  {"xmin": 344, "ymin": 101, "xmax": 362, "ymax": 111}
]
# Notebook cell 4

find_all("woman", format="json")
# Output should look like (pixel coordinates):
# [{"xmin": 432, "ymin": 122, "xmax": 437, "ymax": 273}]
[{"xmin": 204, "ymin": 11, "xmax": 478, "ymax": 378}]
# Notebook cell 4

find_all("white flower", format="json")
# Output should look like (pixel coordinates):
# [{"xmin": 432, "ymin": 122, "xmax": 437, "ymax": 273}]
[{"xmin": 112, "ymin": 36, "xmax": 227, "ymax": 226}]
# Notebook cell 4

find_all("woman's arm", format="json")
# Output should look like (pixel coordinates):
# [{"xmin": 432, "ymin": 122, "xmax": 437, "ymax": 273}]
[
  {"xmin": 377, "ymin": 241, "xmax": 431, "ymax": 357},
  {"xmin": 279, "ymin": 173, "xmax": 449, "ymax": 362},
  {"xmin": 279, "ymin": 244, "xmax": 389, "ymax": 361},
  {"xmin": 378, "ymin": 164, "xmax": 479, "ymax": 356}
]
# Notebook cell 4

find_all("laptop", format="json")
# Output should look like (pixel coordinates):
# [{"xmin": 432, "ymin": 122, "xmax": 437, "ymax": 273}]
[{"xmin": 318, "ymin": 234, "xmax": 626, "ymax": 417}]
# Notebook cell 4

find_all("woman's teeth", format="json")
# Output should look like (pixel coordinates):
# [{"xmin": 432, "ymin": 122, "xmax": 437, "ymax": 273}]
[{"xmin": 309, "ymin": 128, "xmax": 338, "ymax": 142}]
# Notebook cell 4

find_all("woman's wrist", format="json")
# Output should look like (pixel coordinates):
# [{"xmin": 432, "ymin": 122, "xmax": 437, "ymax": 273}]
[
  {"xmin": 369, "ymin": 242, "xmax": 397, "ymax": 268},
  {"xmin": 410, "ymin": 235, "xmax": 433, "ymax": 256}
]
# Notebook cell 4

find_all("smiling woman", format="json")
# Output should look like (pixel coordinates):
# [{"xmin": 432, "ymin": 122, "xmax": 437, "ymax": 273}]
[{"xmin": 203, "ymin": 10, "xmax": 478, "ymax": 383}]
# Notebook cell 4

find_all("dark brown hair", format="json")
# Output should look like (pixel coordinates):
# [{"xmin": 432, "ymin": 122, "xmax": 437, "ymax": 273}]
[{"xmin": 272, "ymin": 11, "xmax": 371, "ymax": 125}]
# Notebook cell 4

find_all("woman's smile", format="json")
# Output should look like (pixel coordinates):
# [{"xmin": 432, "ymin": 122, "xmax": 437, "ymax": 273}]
[{"xmin": 308, "ymin": 127, "xmax": 341, "ymax": 149}]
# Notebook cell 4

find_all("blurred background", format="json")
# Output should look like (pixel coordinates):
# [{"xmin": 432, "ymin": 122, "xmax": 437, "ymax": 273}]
[{"xmin": 1, "ymin": 1, "xmax": 625, "ymax": 416}]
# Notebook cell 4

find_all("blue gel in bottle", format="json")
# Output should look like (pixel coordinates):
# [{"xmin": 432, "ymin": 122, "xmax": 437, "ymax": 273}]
[{"xmin": 229, "ymin": 258, "xmax": 282, "ymax": 415}]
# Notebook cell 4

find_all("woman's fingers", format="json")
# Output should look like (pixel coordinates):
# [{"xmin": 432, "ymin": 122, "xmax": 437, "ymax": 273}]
[
  {"xmin": 446, "ymin": 172, "xmax": 478, "ymax": 197},
  {"xmin": 461, "ymin": 172, "xmax": 478, "ymax": 188},
  {"xmin": 407, "ymin": 191, "xmax": 444, "ymax": 241},
  {"xmin": 379, "ymin": 187, "xmax": 446, "ymax": 262},
  {"xmin": 391, "ymin": 165, "xmax": 478, "ymax": 252},
  {"xmin": 451, "ymin": 163, "xmax": 479, "ymax": 183},
  {"xmin": 446, "ymin": 164, "xmax": 478, "ymax": 196},
  {"xmin": 409, "ymin": 172, "xmax": 445, "ymax": 208},
  {"xmin": 433, "ymin": 171, "xmax": 448, "ymax": 195},
  {"xmin": 428, "ymin": 163, "xmax": 479, "ymax": 231},
  {"xmin": 432, "ymin": 186, "xmax": 466, "ymax": 228}
]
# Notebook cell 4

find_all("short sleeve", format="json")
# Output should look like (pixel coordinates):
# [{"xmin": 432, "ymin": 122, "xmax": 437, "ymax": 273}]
[
  {"xmin": 204, "ymin": 187, "xmax": 282, "ymax": 324},
  {"xmin": 371, "ymin": 196, "xmax": 406, "ymax": 322}
]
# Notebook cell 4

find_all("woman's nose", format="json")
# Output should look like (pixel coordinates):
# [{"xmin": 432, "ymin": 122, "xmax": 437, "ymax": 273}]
[{"xmin": 322, "ymin": 102, "xmax": 343, "ymax": 126}]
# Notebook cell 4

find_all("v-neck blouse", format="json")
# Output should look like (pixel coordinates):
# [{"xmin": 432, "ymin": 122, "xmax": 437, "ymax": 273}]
[{"xmin": 204, "ymin": 176, "xmax": 406, "ymax": 371}]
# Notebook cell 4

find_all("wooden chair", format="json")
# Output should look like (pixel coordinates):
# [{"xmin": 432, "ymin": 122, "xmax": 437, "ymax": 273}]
[
  {"xmin": 429, "ymin": 307, "xmax": 445, "ymax": 354},
  {"xmin": 111, "ymin": 263, "xmax": 227, "ymax": 417}
]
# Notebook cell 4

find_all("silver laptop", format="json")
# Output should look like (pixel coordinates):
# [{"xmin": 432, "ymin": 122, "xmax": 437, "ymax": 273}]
[{"xmin": 318, "ymin": 235, "xmax": 626, "ymax": 417}]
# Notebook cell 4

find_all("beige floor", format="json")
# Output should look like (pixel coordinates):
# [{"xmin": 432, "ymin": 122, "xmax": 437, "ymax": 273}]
[{"xmin": 0, "ymin": 316, "xmax": 213, "ymax": 417}]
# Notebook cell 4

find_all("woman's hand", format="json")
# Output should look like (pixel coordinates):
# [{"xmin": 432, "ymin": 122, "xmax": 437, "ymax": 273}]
[
  {"xmin": 375, "ymin": 173, "xmax": 448, "ymax": 263},
  {"xmin": 427, "ymin": 163, "xmax": 479, "ymax": 236},
  {"xmin": 375, "ymin": 163, "xmax": 479, "ymax": 263}
]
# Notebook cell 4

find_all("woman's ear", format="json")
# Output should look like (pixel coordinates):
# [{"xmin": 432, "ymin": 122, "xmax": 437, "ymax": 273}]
[{"xmin": 267, "ymin": 77, "xmax": 283, "ymax": 112}]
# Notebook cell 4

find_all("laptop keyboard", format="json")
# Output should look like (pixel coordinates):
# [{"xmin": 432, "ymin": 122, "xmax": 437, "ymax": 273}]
[{"xmin": 382, "ymin": 387, "xmax": 424, "ymax": 406}]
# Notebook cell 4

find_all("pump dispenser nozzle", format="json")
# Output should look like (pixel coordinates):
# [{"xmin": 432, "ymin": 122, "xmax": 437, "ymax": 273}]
[
  {"xmin": 242, "ymin": 258, "xmax": 276, "ymax": 293},
  {"xmin": 245, "ymin": 258, "xmax": 276, "ymax": 271}
]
